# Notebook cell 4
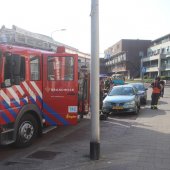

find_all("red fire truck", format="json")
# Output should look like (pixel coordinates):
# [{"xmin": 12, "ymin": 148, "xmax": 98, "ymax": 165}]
[{"xmin": 0, "ymin": 26, "xmax": 90, "ymax": 147}]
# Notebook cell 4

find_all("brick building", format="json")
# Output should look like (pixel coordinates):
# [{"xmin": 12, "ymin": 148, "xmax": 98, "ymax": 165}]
[{"xmin": 102, "ymin": 39, "xmax": 151, "ymax": 79}]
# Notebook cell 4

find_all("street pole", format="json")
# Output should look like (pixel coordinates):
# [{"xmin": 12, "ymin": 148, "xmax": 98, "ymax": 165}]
[
  {"xmin": 140, "ymin": 52, "xmax": 144, "ymax": 82},
  {"xmin": 90, "ymin": 0, "xmax": 100, "ymax": 160}
]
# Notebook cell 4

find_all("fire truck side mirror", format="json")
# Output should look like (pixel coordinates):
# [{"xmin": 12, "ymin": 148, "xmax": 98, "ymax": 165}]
[{"xmin": 1, "ymin": 79, "xmax": 12, "ymax": 88}]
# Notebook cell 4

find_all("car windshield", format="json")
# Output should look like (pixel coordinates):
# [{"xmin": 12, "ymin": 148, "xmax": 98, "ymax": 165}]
[
  {"xmin": 108, "ymin": 86, "xmax": 134, "ymax": 96},
  {"xmin": 133, "ymin": 84, "xmax": 145, "ymax": 91}
]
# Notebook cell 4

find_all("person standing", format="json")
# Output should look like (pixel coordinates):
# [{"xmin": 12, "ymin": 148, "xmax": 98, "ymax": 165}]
[
  {"xmin": 150, "ymin": 77, "xmax": 161, "ymax": 109},
  {"xmin": 160, "ymin": 79, "xmax": 165, "ymax": 97},
  {"xmin": 104, "ymin": 77, "xmax": 111, "ymax": 93}
]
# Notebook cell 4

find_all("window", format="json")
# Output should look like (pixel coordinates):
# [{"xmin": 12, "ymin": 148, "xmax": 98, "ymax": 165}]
[
  {"xmin": 47, "ymin": 56, "xmax": 74, "ymax": 81},
  {"xmin": 30, "ymin": 56, "xmax": 40, "ymax": 80},
  {"xmin": 3, "ymin": 53, "xmax": 25, "ymax": 86},
  {"xmin": 4, "ymin": 54, "xmax": 25, "ymax": 80},
  {"xmin": 122, "ymin": 54, "xmax": 126, "ymax": 60},
  {"xmin": 118, "ymin": 56, "xmax": 120, "ymax": 62},
  {"xmin": 161, "ymin": 48, "xmax": 165, "ymax": 54}
]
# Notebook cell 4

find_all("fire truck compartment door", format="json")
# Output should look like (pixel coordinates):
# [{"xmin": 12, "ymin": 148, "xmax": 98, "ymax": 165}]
[{"xmin": 42, "ymin": 55, "xmax": 78, "ymax": 126}]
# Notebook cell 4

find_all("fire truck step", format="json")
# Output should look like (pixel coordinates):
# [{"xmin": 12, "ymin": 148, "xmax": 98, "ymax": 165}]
[{"xmin": 42, "ymin": 126, "xmax": 57, "ymax": 134}]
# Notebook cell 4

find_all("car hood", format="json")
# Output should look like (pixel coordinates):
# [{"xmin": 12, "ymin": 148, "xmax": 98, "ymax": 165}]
[{"xmin": 103, "ymin": 95, "xmax": 135, "ymax": 103}]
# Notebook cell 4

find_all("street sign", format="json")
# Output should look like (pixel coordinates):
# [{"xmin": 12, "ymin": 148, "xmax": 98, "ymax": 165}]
[
  {"xmin": 104, "ymin": 53, "xmax": 111, "ymax": 59},
  {"xmin": 142, "ymin": 67, "xmax": 146, "ymax": 73}
]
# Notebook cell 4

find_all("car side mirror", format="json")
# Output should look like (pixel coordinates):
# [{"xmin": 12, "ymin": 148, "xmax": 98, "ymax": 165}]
[
  {"xmin": 136, "ymin": 91, "xmax": 141, "ymax": 95},
  {"xmin": 104, "ymin": 93, "xmax": 107, "ymax": 98}
]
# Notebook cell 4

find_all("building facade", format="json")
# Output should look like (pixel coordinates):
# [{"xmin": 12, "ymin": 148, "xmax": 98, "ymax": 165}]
[
  {"xmin": 103, "ymin": 39, "xmax": 151, "ymax": 79},
  {"xmin": 142, "ymin": 34, "xmax": 170, "ymax": 78}
]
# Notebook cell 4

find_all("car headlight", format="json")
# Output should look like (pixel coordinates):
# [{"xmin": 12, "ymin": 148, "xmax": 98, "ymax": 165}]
[
  {"xmin": 124, "ymin": 101, "xmax": 135, "ymax": 108},
  {"xmin": 103, "ymin": 102, "xmax": 112, "ymax": 107}
]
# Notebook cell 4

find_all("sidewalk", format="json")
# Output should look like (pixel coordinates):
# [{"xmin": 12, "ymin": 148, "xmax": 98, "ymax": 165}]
[
  {"xmin": 1, "ymin": 87, "xmax": 170, "ymax": 170},
  {"xmin": 42, "ymin": 87, "xmax": 170, "ymax": 170}
]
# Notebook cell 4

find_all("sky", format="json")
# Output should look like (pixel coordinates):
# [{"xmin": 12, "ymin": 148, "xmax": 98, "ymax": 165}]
[{"xmin": 0, "ymin": 0, "xmax": 170, "ymax": 57}]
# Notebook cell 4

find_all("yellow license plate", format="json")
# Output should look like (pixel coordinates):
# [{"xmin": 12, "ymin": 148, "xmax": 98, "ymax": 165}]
[{"xmin": 112, "ymin": 106, "xmax": 123, "ymax": 110}]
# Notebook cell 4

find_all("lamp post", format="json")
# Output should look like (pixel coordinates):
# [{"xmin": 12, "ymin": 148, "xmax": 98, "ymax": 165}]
[
  {"xmin": 90, "ymin": 0, "xmax": 100, "ymax": 160},
  {"xmin": 139, "ymin": 51, "xmax": 144, "ymax": 81},
  {"xmin": 51, "ymin": 29, "xmax": 67, "ymax": 39}
]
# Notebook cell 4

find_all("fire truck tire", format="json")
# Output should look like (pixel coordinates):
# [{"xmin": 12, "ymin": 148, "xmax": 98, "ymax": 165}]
[{"xmin": 15, "ymin": 114, "xmax": 38, "ymax": 148}]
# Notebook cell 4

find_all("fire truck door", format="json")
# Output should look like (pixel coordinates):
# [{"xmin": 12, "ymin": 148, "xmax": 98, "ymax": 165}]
[{"xmin": 42, "ymin": 55, "xmax": 78, "ymax": 126}]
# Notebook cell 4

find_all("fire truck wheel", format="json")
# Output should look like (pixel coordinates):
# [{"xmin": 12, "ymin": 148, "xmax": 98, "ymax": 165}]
[{"xmin": 15, "ymin": 114, "xmax": 38, "ymax": 148}]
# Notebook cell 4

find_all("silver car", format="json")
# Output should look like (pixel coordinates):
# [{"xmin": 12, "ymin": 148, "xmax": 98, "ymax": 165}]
[
  {"xmin": 129, "ymin": 83, "xmax": 148, "ymax": 105},
  {"xmin": 102, "ymin": 85, "xmax": 140, "ymax": 115}
]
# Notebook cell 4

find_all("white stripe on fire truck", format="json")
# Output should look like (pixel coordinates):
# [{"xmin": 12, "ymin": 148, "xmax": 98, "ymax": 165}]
[
  {"xmin": 15, "ymin": 85, "xmax": 28, "ymax": 103},
  {"xmin": 30, "ymin": 81, "xmax": 42, "ymax": 99},
  {"xmin": 22, "ymin": 82, "xmax": 36, "ymax": 101},
  {"xmin": 15, "ymin": 85, "xmax": 25, "ymax": 95},
  {"xmin": 0, "ymin": 90, "xmax": 10, "ymax": 106},
  {"xmin": 7, "ymin": 88, "xmax": 20, "ymax": 104}
]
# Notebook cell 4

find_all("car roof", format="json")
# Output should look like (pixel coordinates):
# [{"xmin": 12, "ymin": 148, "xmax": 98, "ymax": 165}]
[
  {"xmin": 113, "ymin": 84, "xmax": 134, "ymax": 88},
  {"xmin": 129, "ymin": 82, "xmax": 144, "ymax": 86},
  {"xmin": 129, "ymin": 82, "xmax": 143, "ymax": 84}
]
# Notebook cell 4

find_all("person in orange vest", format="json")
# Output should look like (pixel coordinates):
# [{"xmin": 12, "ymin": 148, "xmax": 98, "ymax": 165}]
[{"xmin": 150, "ymin": 77, "xmax": 162, "ymax": 109}]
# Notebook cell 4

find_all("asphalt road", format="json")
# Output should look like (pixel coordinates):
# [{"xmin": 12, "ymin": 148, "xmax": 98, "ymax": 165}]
[{"xmin": 0, "ymin": 86, "xmax": 170, "ymax": 170}]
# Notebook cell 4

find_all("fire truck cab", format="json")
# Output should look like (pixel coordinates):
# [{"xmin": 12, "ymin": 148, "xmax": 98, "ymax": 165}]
[{"xmin": 0, "ymin": 26, "xmax": 90, "ymax": 147}]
